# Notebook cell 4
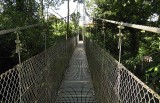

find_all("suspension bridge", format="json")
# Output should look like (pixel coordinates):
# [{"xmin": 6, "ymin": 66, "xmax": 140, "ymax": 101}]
[{"xmin": 0, "ymin": 17, "xmax": 160, "ymax": 103}]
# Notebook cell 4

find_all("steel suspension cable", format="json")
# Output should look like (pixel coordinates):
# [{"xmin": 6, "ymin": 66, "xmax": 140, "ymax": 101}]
[
  {"xmin": 82, "ymin": 7, "xmax": 160, "ymax": 35},
  {"xmin": 93, "ymin": 18, "xmax": 160, "ymax": 34},
  {"xmin": 0, "ymin": 24, "xmax": 40, "ymax": 35}
]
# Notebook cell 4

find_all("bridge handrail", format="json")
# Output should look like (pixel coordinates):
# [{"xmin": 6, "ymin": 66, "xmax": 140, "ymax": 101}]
[
  {"xmin": 0, "ymin": 24, "xmax": 41, "ymax": 35},
  {"xmin": 0, "ymin": 36, "xmax": 77, "ymax": 103},
  {"xmin": 84, "ymin": 37, "xmax": 160, "ymax": 103},
  {"xmin": 95, "ymin": 18, "xmax": 160, "ymax": 34}
]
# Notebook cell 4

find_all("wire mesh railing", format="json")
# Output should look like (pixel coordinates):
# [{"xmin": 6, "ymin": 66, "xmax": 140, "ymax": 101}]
[
  {"xmin": 0, "ymin": 36, "xmax": 77, "ymax": 103},
  {"xmin": 84, "ymin": 37, "xmax": 160, "ymax": 103}
]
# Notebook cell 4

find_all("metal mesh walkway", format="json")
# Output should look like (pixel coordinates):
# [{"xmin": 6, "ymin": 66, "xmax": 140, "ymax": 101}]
[{"xmin": 55, "ymin": 41, "xmax": 96, "ymax": 103}]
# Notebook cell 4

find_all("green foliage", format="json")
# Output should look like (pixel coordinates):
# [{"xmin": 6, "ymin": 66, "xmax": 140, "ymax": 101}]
[
  {"xmin": 0, "ymin": 0, "xmax": 76, "ymax": 74},
  {"xmin": 87, "ymin": 0, "xmax": 160, "ymax": 94},
  {"xmin": 0, "ymin": 0, "xmax": 41, "ymax": 73},
  {"xmin": 145, "ymin": 64, "xmax": 160, "ymax": 94},
  {"xmin": 70, "ymin": 12, "xmax": 81, "ymax": 30}
]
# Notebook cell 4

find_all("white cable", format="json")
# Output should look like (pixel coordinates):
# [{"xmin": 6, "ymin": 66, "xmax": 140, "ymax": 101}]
[
  {"xmin": 96, "ymin": 18, "xmax": 160, "ymax": 34},
  {"xmin": 117, "ymin": 24, "xmax": 124, "ymax": 63},
  {"xmin": 15, "ymin": 28, "xmax": 22, "ymax": 103}
]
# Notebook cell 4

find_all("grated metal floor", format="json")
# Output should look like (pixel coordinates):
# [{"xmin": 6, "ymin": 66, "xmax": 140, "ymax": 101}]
[{"xmin": 55, "ymin": 41, "xmax": 97, "ymax": 103}]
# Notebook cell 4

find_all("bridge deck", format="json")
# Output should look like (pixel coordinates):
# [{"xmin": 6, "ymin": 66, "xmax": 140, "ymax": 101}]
[{"xmin": 55, "ymin": 41, "xmax": 96, "ymax": 103}]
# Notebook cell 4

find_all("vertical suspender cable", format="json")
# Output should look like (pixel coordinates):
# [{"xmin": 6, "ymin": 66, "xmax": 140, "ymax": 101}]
[
  {"xmin": 83, "ymin": 0, "xmax": 85, "ymax": 40},
  {"xmin": 102, "ymin": 20, "xmax": 106, "ymax": 63},
  {"xmin": 15, "ymin": 28, "xmax": 22, "ymax": 103},
  {"xmin": 44, "ymin": 3, "xmax": 49, "ymax": 102},
  {"xmin": 45, "ymin": 4, "xmax": 49, "ymax": 65},
  {"xmin": 117, "ymin": 23, "xmax": 124, "ymax": 102},
  {"xmin": 77, "ymin": 2, "xmax": 80, "ymax": 42},
  {"xmin": 15, "ymin": 31, "xmax": 22, "ymax": 65},
  {"xmin": 101, "ymin": 20, "xmax": 105, "ymax": 102},
  {"xmin": 67, "ymin": 0, "xmax": 69, "ymax": 40},
  {"xmin": 117, "ymin": 23, "xmax": 124, "ymax": 63}
]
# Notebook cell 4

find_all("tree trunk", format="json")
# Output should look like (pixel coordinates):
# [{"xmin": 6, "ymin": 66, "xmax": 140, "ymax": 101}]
[
  {"xmin": 40, "ymin": 0, "xmax": 43, "ymax": 17},
  {"xmin": 16, "ymin": 0, "xmax": 24, "ymax": 12},
  {"xmin": 129, "ymin": 29, "xmax": 139, "ymax": 55}
]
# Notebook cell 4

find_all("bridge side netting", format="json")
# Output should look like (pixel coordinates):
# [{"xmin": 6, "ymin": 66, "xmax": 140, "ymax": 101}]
[
  {"xmin": 84, "ymin": 37, "xmax": 160, "ymax": 103},
  {"xmin": 0, "ymin": 37, "xmax": 77, "ymax": 103}
]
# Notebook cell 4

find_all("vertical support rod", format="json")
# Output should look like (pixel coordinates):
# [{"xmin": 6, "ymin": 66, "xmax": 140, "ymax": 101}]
[
  {"xmin": 77, "ymin": 3, "xmax": 80, "ymax": 42},
  {"xmin": 117, "ymin": 23, "xmax": 124, "ymax": 63},
  {"xmin": 15, "ymin": 29, "xmax": 22, "ymax": 103},
  {"xmin": 101, "ymin": 20, "xmax": 105, "ymax": 102},
  {"xmin": 117, "ymin": 23, "xmax": 124, "ymax": 102},
  {"xmin": 67, "ymin": 0, "xmax": 69, "ymax": 40},
  {"xmin": 118, "ymin": 28, "xmax": 122, "ymax": 63},
  {"xmin": 82, "ymin": 0, "xmax": 85, "ymax": 40},
  {"xmin": 45, "ymin": 4, "xmax": 49, "ymax": 102},
  {"xmin": 16, "ymin": 34, "xmax": 21, "ymax": 65}
]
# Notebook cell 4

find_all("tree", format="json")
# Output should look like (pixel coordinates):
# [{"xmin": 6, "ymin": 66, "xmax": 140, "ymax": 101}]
[
  {"xmin": 87, "ymin": 0, "xmax": 160, "ymax": 94},
  {"xmin": 0, "ymin": 0, "xmax": 78, "ymax": 75},
  {"xmin": 0, "ymin": 0, "xmax": 42, "ymax": 74},
  {"xmin": 70, "ymin": 12, "xmax": 81, "ymax": 30}
]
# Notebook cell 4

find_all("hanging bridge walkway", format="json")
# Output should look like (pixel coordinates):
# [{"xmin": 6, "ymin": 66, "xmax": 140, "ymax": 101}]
[
  {"xmin": 55, "ymin": 41, "xmax": 96, "ymax": 103},
  {"xmin": 0, "ymin": 18, "xmax": 160, "ymax": 103}
]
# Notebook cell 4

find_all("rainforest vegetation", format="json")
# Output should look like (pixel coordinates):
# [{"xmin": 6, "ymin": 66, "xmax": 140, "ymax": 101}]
[
  {"xmin": 0, "ymin": 0, "xmax": 160, "ymax": 95},
  {"xmin": 0, "ymin": 0, "xmax": 79, "ymax": 73},
  {"xmin": 85, "ymin": 0, "xmax": 160, "ymax": 94}
]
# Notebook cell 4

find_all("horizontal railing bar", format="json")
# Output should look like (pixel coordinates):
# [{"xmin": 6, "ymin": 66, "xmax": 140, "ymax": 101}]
[
  {"xmin": 0, "ymin": 24, "xmax": 41, "ymax": 35},
  {"xmin": 96, "ymin": 18, "xmax": 160, "ymax": 34}
]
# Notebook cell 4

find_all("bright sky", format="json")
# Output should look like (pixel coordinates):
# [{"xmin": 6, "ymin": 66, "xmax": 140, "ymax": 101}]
[{"xmin": 48, "ymin": 1, "xmax": 90, "ymax": 26}]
